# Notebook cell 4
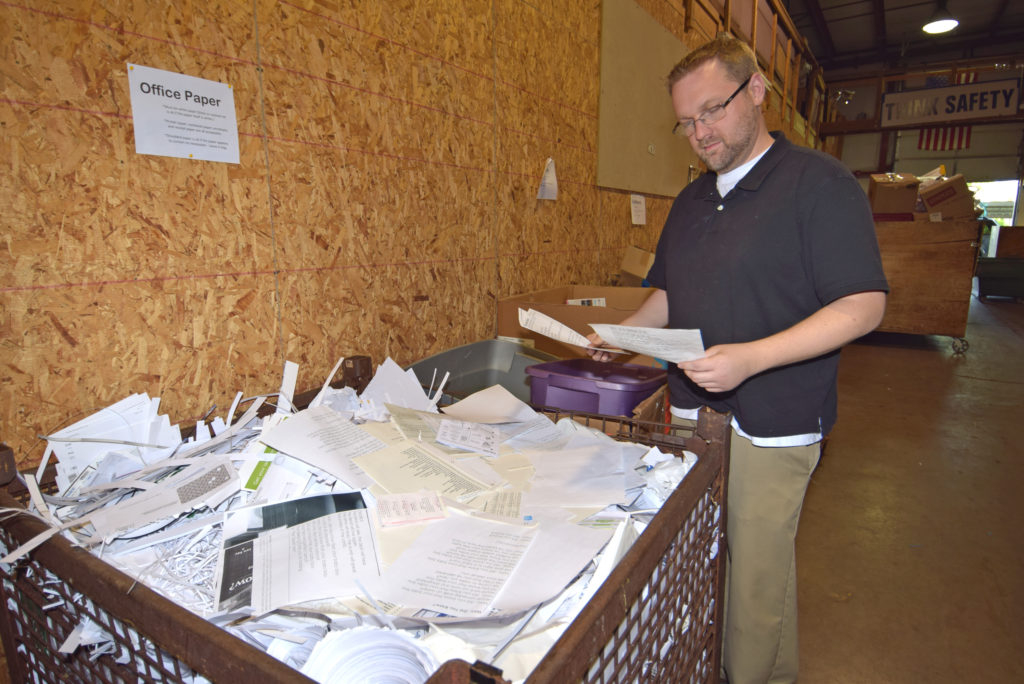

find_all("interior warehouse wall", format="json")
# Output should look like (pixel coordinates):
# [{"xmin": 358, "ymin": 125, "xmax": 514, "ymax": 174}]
[{"xmin": 0, "ymin": 1, "xmax": 715, "ymax": 469}]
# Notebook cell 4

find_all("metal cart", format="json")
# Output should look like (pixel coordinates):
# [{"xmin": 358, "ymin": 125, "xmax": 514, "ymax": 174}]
[{"xmin": 0, "ymin": 407, "xmax": 729, "ymax": 684}]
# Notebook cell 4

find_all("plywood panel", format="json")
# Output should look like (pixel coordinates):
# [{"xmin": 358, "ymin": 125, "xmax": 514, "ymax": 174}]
[
  {"xmin": 278, "ymin": 259, "xmax": 495, "ymax": 394},
  {"xmin": 1, "ymin": 0, "xmax": 277, "ymax": 465},
  {"xmin": 1, "ymin": 0, "xmax": 752, "ymax": 469},
  {"xmin": 1, "ymin": 275, "xmax": 279, "ymax": 462}
]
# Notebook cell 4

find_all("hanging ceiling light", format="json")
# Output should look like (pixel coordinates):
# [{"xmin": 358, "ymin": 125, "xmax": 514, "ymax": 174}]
[{"xmin": 922, "ymin": 0, "xmax": 959, "ymax": 34}]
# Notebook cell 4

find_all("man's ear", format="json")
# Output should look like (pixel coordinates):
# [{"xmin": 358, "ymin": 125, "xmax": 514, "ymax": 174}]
[{"xmin": 749, "ymin": 72, "xmax": 769, "ymax": 106}]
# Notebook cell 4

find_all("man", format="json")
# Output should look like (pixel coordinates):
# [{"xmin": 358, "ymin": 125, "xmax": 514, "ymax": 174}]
[{"xmin": 589, "ymin": 36, "xmax": 888, "ymax": 684}]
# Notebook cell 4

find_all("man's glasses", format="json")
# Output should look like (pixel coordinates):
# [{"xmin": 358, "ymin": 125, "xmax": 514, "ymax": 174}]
[{"xmin": 672, "ymin": 75, "xmax": 752, "ymax": 137}]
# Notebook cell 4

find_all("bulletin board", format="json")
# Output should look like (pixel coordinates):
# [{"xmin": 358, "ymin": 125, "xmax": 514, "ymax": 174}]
[{"xmin": 597, "ymin": 0, "xmax": 698, "ymax": 198}]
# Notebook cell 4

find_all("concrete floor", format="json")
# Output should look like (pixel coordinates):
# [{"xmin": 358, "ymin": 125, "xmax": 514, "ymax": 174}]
[{"xmin": 797, "ymin": 294, "xmax": 1024, "ymax": 683}]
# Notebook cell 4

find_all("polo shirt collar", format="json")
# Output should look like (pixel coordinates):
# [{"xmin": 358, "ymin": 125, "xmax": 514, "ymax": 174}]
[
  {"xmin": 733, "ymin": 131, "xmax": 790, "ymax": 192},
  {"xmin": 697, "ymin": 131, "xmax": 790, "ymax": 201}
]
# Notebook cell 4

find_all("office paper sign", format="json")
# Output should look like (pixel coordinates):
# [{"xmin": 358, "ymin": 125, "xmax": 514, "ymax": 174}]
[
  {"xmin": 127, "ymin": 63, "xmax": 240, "ymax": 163},
  {"xmin": 881, "ymin": 79, "xmax": 1019, "ymax": 128}
]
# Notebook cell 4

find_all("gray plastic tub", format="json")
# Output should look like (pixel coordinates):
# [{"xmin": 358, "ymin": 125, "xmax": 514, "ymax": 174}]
[{"xmin": 406, "ymin": 339, "xmax": 560, "ymax": 403}]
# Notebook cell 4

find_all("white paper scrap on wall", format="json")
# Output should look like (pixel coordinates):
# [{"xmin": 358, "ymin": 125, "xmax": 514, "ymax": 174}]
[
  {"xmin": 630, "ymin": 194, "xmax": 647, "ymax": 225},
  {"xmin": 537, "ymin": 158, "xmax": 558, "ymax": 200}
]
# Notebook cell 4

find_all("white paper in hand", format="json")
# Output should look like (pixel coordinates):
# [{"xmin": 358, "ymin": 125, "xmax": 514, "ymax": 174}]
[
  {"xmin": 588, "ymin": 323, "xmax": 704, "ymax": 364},
  {"xmin": 517, "ymin": 308, "xmax": 625, "ymax": 354}
]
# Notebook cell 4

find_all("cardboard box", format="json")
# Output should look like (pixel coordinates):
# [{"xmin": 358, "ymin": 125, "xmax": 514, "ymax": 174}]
[
  {"xmin": 868, "ymin": 173, "xmax": 920, "ymax": 214},
  {"xmin": 617, "ymin": 246, "xmax": 656, "ymax": 287},
  {"xmin": 631, "ymin": 383, "xmax": 668, "ymax": 423},
  {"xmin": 871, "ymin": 212, "xmax": 915, "ymax": 222},
  {"xmin": 497, "ymin": 285, "xmax": 657, "ymax": 362},
  {"xmin": 918, "ymin": 174, "xmax": 976, "ymax": 219}
]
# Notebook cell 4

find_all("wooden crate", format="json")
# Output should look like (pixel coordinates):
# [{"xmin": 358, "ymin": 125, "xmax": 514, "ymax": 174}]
[{"xmin": 874, "ymin": 219, "xmax": 981, "ymax": 340}]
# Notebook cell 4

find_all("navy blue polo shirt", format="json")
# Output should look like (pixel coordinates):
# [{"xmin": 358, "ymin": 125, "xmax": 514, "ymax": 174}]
[{"xmin": 647, "ymin": 132, "xmax": 889, "ymax": 438}]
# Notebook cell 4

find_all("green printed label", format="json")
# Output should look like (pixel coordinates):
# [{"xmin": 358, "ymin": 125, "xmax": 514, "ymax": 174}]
[{"xmin": 245, "ymin": 460, "xmax": 272, "ymax": 490}]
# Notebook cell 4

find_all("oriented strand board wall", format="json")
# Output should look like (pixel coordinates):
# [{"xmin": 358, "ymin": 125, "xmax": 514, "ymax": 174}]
[{"xmin": 0, "ymin": 0, "xmax": 703, "ymax": 469}]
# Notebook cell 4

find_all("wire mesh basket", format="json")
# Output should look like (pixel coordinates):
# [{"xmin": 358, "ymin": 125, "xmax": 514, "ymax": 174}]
[{"xmin": 0, "ymin": 407, "xmax": 729, "ymax": 684}]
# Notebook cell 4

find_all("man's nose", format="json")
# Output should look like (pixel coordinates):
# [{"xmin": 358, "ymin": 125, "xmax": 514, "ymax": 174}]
[{"xmin": 692, "ymin": 118, "xmax": 713, "ymax": 139}]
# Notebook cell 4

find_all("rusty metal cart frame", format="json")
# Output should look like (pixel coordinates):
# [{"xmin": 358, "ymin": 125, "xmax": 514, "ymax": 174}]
[{"xmin": 0, "ymin": 407, "xmax": 729, "ymax": 684}]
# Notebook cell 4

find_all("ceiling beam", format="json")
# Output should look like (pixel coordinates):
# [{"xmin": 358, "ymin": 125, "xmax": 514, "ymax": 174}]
[
  {"xmin": 819, "ymin": 39, "xmax": 1024, "ymax": 76},
  {"xmin": 871, "ymin": 0, "xmax": 887, "ymax": 59},
  {"xmin": 988, "ymin": 0, "xmax": 1010, "ymax": 36},
  {"xmin": 819, "ymin": 29, "xmax": 1024, "ymax": 75},
  {"xmin": 801, "ymin": 0, "xmax": 836, "ymax": 59}
]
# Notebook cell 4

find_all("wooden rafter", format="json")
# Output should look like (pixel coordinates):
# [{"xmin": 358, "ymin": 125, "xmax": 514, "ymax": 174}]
[
  {"xmin": 871, "ymin": 0, "xmax": 887, "ymax": 58},
  {"xmin": 802, "ymin": 0, "xmax": 836, "ymax": 59}
]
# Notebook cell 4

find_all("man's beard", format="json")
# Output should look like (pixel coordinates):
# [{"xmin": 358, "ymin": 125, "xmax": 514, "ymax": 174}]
[{"xmin": 697, "ymin": 109, "xmax": 759, "ymax": 173}]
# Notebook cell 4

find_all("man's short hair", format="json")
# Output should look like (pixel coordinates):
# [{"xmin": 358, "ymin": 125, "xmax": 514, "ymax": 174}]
[{"xmin": 666, "ymin": 34, "xmax": 764, "ymax": 93}]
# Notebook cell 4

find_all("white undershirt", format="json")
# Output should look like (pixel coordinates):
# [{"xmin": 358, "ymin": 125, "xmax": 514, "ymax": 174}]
[
  {"xmin": 679, "ymin": 142, "xmax": 822, "ymax": 447},
  {"xmin": 716, "ymin": 145, "xmax": 770, "ymax": 197}
]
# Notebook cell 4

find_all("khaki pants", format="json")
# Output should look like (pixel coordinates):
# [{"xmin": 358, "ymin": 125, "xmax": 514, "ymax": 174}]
[{"xmin": 673, "ymin": 416, "xmax": 820, "ymax": 684}]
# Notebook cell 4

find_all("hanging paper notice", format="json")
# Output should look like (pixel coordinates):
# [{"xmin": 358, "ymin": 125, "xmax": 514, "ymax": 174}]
[
  {"xmin": 127, "ymin": 63, "xmax": 240, "ymax": 164},
  {"xmin": 630, "ymin": 194, "xmax": 647, "ymax": 225}
]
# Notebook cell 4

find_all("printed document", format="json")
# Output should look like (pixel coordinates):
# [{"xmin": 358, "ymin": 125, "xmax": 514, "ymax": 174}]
[
  {"xmin": 258, "ymin": 405, "xmax": 381, "ymax": 489},
  {"xmin": 589, "ymin": 323, "xmax": 704, "ymax": 363},
  {"xmin": 518, "ymin": 307, "xmax": 704, "ymax": 363},
  {"xmin": 380, "ymin": 512, "xmax": 537, "ymax": 616},
  {"xmin": 517, "ymin": 308, "xmax": 624, "ymax": 354},
  {"xmin": 435, "ymin": 419, "xmax": 500, "ymax": 457},
  {"xmin": 375, "ymin": 491, "xmax": 447, "ymax": 527},
  {"xmin": 216, "ymin": 492, "xmax": 371, "ymax": 613},
  {"xmin": 353, "ymin": 440, "xmax": 491, "ymax": 499},
  {"xmin": 250, "ymin": 507, "xmax": 381, "ymax": 614}
]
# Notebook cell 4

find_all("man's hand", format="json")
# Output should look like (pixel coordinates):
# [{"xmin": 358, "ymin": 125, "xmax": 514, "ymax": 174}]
[
  {"xmin": 586, "ymin": 288, "xmax": 670, "ymax": 363},
  {"xmin": 678, "ymin": 343, "xmax": 758, "ymax": 393},
  {"xmin": 677, "ymin": 290, "xmax": 887, "ymax": 393},
  {"xmin": 585, "ymin": 332, "xmax": 617, "ymax": 362}
]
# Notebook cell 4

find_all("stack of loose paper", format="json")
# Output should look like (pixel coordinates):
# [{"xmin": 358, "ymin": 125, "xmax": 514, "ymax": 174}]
[
  {"xmin": 360, "ymin": 358, "xmax": 438, "ymax": 412},
  {"xmin": 15, "ymin": 355, "xmax": 708, "ymax": 682},
  {"xmin": 43, "ymin": 393, "xmax": 181, "ymax": 494},
  {"xmin": 215, "ymin": 493, "xmax": 380, "ymax": 615}
]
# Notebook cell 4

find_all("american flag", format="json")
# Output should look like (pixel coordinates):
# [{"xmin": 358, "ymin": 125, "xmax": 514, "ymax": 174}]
[{"xmin": 918, "ymin": 72, "xmax": 977, "ymax": 151}]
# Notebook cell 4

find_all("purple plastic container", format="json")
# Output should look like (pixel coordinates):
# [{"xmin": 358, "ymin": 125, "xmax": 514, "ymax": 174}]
[{"xmin": 525, "ymin": 358, "xmax": 667, "ymax": 416}]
